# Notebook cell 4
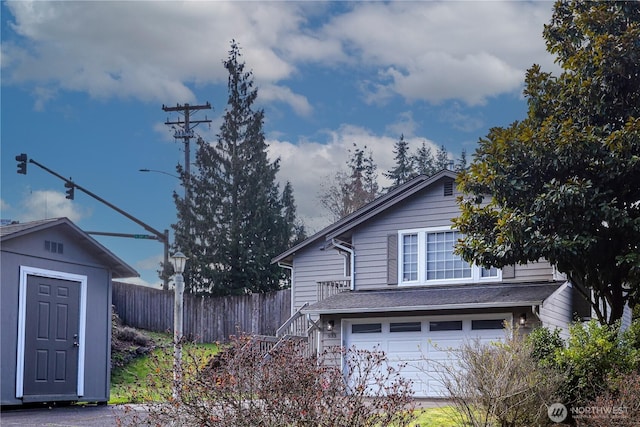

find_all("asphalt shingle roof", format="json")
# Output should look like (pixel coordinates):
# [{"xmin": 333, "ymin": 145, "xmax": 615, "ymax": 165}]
[{"xmin": 304, "ymin": 281, "xmax": 564, "ymax": 314}]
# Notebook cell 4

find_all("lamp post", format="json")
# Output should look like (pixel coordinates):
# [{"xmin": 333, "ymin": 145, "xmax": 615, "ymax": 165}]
[
  {"xmin": 170, "ymin": 251, "xmax": 187, "ymax": 400},
  {"xmin": 138, "ymin": 168, "xmax": 180, "ymax": 179}
]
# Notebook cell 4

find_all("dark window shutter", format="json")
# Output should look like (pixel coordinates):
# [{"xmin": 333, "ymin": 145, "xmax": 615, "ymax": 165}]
[
  {"xmin": 502, "ymin": 265, "xmax": 515, "ymax": 279},
  {"xmin": 387, "ymin": 233, "xmax": 398, "ymax": 285}
]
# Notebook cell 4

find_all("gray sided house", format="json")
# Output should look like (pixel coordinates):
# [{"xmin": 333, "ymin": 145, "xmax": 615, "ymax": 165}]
[
  {"xmin": 273, "ymin": 170, "xmax": 596, "ymax": 398},
  {"xmin": 1, "ymin": 217, "xmax": 138, "ymax": 406}
]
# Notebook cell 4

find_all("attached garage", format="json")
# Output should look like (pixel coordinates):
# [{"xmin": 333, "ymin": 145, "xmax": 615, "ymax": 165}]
[
  {"xmin": 305, "ymin": 282, "xmax": 565, "ymax": 398},
  {"xmin": 344, "ymin": 314, "xmax": 510, "ymax": 397}
]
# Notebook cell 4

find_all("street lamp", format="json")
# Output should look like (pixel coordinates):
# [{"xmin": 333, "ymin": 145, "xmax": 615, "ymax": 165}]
[
  {"xmin": 170, "ymin": 251, "xmax": 188, "ymax": 400},
  {"xmin": 138, "ymin": 168, "xmax": 180, "ymax": 179}
]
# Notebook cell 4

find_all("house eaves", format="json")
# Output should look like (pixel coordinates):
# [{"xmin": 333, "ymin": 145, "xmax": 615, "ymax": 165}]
[
  {"xmin": 1, "ymin": 217, "xmax": 139, "ymax": 279},
  {"xmin": 303, "ymin": 281, "xmax": 563, "ymax": 315},
  {"xmin": 272, "ymin": 170, "xmax": 457, "ymax": 264}
]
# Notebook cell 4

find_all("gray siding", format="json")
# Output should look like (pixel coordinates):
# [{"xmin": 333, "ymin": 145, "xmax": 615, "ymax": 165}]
[
  {"xmin": 1, "ymin": 227, "xmax": 114, "ymax": 405},
  {"xmin": 292, "ymin": 242, "xmax": 345, "ymax": 311},
  {"xmin": 354, "ymin": 183, "xmax": 458, "ymax": 290},
  {"xmin": 538, "ymin": 282, "xmax": 573, "ymax": 339},
  {"xmin": 512, "ymin": 261, "xmax": 555, "ymax": 282}
]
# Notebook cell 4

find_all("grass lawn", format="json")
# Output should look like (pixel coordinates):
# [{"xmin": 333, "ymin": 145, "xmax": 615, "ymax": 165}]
[
  {"xmin": 412, "ymin": 406, "xmax": 458, "ymax": 427},
  {"xmin": 110, "ymin": 329, "xmax": 219, "ymax": 404}
]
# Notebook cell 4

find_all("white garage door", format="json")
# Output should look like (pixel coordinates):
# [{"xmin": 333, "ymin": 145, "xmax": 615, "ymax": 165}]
[{"xmin": 344, "ymin": 314, "xmax": 510, "ymax": 397}]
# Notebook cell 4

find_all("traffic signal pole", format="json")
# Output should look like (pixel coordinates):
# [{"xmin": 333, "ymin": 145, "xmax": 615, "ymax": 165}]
[{"xmin": 18, "ymin": 155, "xmax": 171, "ymax": 289}]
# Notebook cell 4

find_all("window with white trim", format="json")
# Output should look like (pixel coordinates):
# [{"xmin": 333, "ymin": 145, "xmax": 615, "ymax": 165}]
[{"xmin": 398, "ymin": 227, "xmax": 501, "ymax": 285}]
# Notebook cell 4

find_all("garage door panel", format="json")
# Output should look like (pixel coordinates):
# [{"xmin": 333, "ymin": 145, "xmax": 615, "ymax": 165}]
[{"xmin": 345, "ymin": 316, "xmax": 508, "ymax": 398}]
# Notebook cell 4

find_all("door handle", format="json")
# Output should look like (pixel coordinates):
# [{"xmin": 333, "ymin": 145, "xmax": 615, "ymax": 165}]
[{"xmin": 73, "ymin": 334, "xmax": 79, "ymax": 347}]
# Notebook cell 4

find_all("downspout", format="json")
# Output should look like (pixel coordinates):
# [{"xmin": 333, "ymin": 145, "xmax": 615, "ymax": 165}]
[
  {"xmin": 278, "ymin": 262, "xmax": 294, "ymax": 316},
  {"xmin": 331, "ymin": 239, "xmax": 355, "ymax": 290}
]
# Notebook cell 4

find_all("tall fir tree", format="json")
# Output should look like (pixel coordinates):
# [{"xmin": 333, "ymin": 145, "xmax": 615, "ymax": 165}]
[
  {"xmin": 435, "ymin": 144, "xmax": 451, "ymax": 171},
  {"xmin": 412, "ymin": 141, "xmax": 437, "ymax": 177},
  {"xmin": 455, "ymin": 149, "xmax": 467, "ymax": 172},
  {"xmin": 172, "ymin": 41, "xmax": 302, "ymax": 296},
  {"xmin": 384, "ymin": 134, "xmax": 414, "ymax": 189}
]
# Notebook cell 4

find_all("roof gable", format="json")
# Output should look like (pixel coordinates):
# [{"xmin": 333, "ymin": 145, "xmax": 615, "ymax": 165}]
[
  {"xmin": 1, "ymin": 217, "xmax": 138, "ymax": 278},
  {"xmin": 273, "ymin": 170, "xmax": 458, "ymax": 264}
]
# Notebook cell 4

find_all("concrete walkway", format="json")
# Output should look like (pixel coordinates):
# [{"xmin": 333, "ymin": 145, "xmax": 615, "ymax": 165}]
[{"xmin": 0, "ymin": 403, "xmax": 132, "ymax": 427}]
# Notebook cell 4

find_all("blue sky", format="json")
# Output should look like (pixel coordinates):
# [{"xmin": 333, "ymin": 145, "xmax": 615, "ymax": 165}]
[{"xmin": 1, "ymin": 1, "xmax": 558, "ymax": 287}]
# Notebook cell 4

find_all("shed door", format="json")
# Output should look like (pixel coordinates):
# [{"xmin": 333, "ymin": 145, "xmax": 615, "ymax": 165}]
[{"xmin": 23, "ymin": 275, "xmax": 80, "ymax": 401}]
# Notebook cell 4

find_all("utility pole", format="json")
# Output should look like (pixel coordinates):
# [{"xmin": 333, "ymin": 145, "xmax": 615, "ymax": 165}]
[{"xmin": 162, "ymin": 102, "xmax": 212, "ymax": 201}]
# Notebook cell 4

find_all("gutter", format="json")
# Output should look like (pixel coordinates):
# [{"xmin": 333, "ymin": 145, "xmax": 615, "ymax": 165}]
[
  {"xmin": 278, "ymin": 262, "xmax": 294, "ymax": 315},
  {"xmin": 331, "ymin": 239, "xmax": 355, "ymax": 290},
  {"xmin": 303, "ymin": 300, "xmax": 548, "ymax": 315}
]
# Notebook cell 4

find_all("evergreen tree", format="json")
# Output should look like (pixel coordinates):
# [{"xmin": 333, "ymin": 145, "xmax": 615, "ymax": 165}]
[
  {"xmin": 412, "ymin": 141, "xmax": 437, "ymax": 177},
  {"xmin": 172, "ymin": 41, "xmax": 301, "ymax": 296},
  {"xmin": 384, "ymin": 134, "xmax": 414, "ymax": 189},
  {"xmin": 281, "ymin": 181, "xmax": 306, "ymax": 247},
  {"xmin": 455, "ymin": 149, "xmax": 467, "ymax": 172},
  {"xmin": 435, "ymin": 144, "xmax": 451, "ymax": 171}
]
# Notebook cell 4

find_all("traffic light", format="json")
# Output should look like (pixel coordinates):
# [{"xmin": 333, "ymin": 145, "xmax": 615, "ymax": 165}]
[
  {"xmin": 64, "ymin": 181, "xmax": 75, "ymax": 200},
  {"xmin": 16, "ymin": 153, "xmax": 27, "ymax": 174}
]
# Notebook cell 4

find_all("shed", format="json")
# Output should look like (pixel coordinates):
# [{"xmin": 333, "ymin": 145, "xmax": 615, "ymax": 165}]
[{"xmin": 1, "ymin": 217, "xmax": 138, "ymax": 405}]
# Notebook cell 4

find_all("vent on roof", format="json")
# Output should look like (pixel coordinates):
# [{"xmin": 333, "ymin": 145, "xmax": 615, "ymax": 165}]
[
  {"xmin": 45, "ymin": 240, "xmax": 64, "ymax": 254},
  {"xmin": 443, "ymin": 179, "xmax": 454, "ymax": 196}
]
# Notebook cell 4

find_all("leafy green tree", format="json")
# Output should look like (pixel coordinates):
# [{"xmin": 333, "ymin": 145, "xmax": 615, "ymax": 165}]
[
  {"xmin": 454, "ymin": 1, "xmax": 640, "ymax": 323},
  {"xmin": 384, "ymin": 134, "xmax": 414, "ymax": 189},
  {"xmin": 173, "ymin": 41, "xmax": 303, "ymax": 295}
]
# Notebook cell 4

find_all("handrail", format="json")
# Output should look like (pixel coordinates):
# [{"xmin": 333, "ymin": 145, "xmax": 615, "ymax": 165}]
[
  {"xmin": 317, "ymin": 279, "xmax": 351, "ymax": 301},
  {"xmin": 276, "ymin": 302, "xmax": 309, "ymax": 337}
]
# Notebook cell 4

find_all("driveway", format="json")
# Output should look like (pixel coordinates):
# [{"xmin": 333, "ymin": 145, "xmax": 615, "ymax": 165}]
[{"xmin": 0, "ymin": 404, "xmax": 138, "ymax": 427}]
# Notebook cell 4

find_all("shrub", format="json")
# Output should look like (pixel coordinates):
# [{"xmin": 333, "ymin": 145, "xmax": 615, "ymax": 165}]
[
  {"xmin": 436, "ymin": 324, "xmax": 564, "ymax": 427},
  {"xmin": 575, "ymin": 371, "xmax": 640, "ymax": 427},
  {"xmin": 554, "ymin": 320, "xmax": 639, "ymax": 406},
  {"xmin": 117, "ymin": 334, "xmax": 416, "ymax": 427},
  {"xmin": 527, "ymin": 326, "xmax": 564, "ymax": 367}
]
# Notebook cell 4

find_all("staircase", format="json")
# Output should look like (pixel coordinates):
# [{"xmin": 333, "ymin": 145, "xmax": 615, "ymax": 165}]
[{"xmin": 251, "ymin": 302, "xmax": 319, "ymax": 359}]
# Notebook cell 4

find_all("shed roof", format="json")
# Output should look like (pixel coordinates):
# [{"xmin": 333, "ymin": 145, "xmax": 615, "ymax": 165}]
[
  {"xmin": 1, "ymin": 217, "xmax": 138, "ymax": 279},
  {"xmin": 303, "ymin": 281, "xmax": 564, "ymax": 315}
]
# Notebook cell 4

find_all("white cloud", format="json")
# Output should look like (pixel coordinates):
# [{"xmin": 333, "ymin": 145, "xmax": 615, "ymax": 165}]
[
  {"xmin": 322, "ymin": 1, "xmax": 555, "ymax": 105},
  {"xmin": 18, "ymin": 190, "xmax": 90, "ymax": 223},
  {"xmin": 439, "ymin": 103, "xmax": 485, "ymax": 133},
  {"xmin": 268, "ymin": 126, "xmax": 440, "ymax": 233},
  {"xmin": 386, "ymin": 111, "xmax": 420, "ymax": 137},
  {"xmin": 259, "ymin": 84, "xmax": 313, "ymax": 117},
  {"xmin": 2, "ymin": 1, "xmax": 304, "ymax": 107},
  {"xmin": 2, "ymin": 1, "xmax": 556, "ymax": 110}
]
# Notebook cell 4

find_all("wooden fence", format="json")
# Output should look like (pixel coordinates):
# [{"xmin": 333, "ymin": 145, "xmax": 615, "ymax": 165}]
[{"xmin": 112, "ymin": 282, "xmax": 291, "ymax": 343}]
